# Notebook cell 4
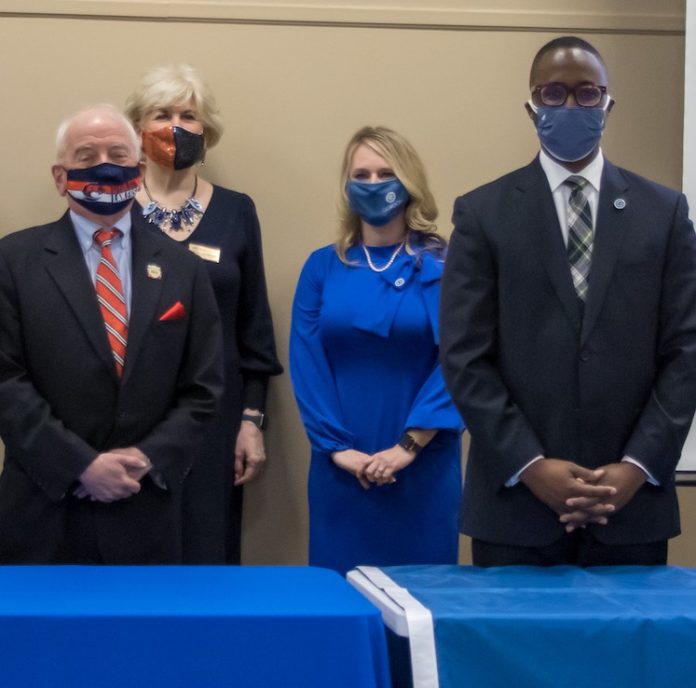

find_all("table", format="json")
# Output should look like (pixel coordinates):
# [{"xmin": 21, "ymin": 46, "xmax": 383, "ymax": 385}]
[
  {"xmin": 349, "ymin": 564, "xmax": 696, "ymax": 688},
  {"xmin": 0, "ymin": 565, "xmax": 390, "ymax": 688}
]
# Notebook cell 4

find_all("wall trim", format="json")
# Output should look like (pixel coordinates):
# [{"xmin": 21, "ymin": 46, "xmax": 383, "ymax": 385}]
[{"xmin": 0, "ymin": 1, "xmax": 685, "ymax": 34}]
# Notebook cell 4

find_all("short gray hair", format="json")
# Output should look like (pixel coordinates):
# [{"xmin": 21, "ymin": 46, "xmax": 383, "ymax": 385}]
[{"xmin": 55, "ymin": 103, "xmax": 141, "ymax": 163}]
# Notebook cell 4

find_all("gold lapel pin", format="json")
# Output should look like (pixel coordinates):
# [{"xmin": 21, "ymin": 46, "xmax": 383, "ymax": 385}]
[{"xmin": 147, "ymin": 263, "xmax": 162, "ymax": 280}]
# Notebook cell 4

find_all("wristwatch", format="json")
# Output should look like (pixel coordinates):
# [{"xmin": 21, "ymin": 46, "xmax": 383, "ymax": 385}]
[
  {"xmin": 398, "ymin": 432, "xmax": 424, "ymax": 455},
  {"xmin": 241, "ymin": 412, "xmax": 266, "ymax": 430}
]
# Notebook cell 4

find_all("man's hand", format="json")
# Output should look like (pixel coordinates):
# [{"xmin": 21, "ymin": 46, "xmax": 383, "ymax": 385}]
[
  {"xmin": 558, "ymin": 477, "xmax": 616, "ymax": 532},
  {"xmin": 521, "ymin": 458, "xmax": 617, "ymax": 529},
  {"xmin": 364, "ymin": 445, "xmax": 416, "ymax": 485},
  {"xmin": 561, "ymin": 462, "xmax": 647, "ymax": 531},
  {"xmin": 116, "ymin": 447, "xmax": 152, "ymax": 481},
  {"xmin": 331, "ymin": 450, "xmax": 372, "ymax": 490},
  {"xmin": 234, "ymin": 420, "xmax": 267, "ymax": 486},
  {"xmin": 594, "ymin": 462, "xmax": 646, "ymax": 512},
  {"xmin": 75, "ymin": 451, "xmax": 149, "ymax": 502}
]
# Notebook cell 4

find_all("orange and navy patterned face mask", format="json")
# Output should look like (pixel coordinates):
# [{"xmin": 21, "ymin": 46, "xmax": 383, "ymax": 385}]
[{"xmin": 141, "ymin": 126, "xmax": 204, "ymax": 170}]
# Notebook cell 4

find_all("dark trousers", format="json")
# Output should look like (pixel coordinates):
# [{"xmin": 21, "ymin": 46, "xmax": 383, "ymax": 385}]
[{"xmin": 472, "ymin": 530, "xmax": 668, "ymax": 567}]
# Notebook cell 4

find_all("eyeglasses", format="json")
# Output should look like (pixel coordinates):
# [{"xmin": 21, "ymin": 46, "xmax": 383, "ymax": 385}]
[{"xmin": 532, "ymin": 82, "xmax": 608, "ymax": 108}]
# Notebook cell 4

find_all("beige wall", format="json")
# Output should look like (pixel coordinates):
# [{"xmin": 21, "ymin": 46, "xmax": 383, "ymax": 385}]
[{"xmin": 0, "ymin": 0, "xmax": 692, "ymax": 565}]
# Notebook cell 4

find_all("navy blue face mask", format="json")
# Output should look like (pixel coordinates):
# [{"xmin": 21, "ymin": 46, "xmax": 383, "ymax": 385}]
[
  {"xmin": 66, "ymin": 163, "xmax": 141, "ymax": 216},
  {"xmin": 530, "ymin": 102, "xmax": 608, "ymax": 163},
  {"xmin": 346, "ymin": 178, "xmax": 409, "ymax": 227}
]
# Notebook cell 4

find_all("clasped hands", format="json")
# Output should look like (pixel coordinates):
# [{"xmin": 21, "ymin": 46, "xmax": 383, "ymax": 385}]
[
  {"xmin": 520, "ymin": 458, "xmax": 647, "ymax": 531},
  {"xmin": 74, "ymin": 447, "xmax": 151, "ymax": 503},
  {"xmin": 331, "ymin": 445, "xmax": 417, "ymax": 490}
]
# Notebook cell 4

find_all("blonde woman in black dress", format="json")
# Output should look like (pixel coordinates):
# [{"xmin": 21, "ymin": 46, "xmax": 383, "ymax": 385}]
[{"xmin": 126, "ymin": 64, "xmax": 282, "ymax": 563}]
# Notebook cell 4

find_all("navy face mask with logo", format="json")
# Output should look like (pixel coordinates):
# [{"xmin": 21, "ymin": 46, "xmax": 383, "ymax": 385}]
[
  {"xmin": 530, "ymin": 102, "xmax": 608, "ymax": 163},
  {"xmin": 65, "ymin": 163, "xmax": 141, "ymax": 216},
  {"xmin": 346, "ymin": 178, "xmax": 410, "ymax": 227}
]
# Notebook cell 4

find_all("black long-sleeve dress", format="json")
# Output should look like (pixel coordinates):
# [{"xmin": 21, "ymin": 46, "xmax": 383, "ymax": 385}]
[{"xmin": 134, "ymin": 186, "xmax": 282, "ymax": 562}]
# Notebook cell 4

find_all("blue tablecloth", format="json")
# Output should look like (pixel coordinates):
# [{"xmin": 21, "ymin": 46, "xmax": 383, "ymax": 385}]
[
  {"xmin": 359, "ymin": 564, "xmax": 696, "ymax": 688},
  {"xmin": 0, "ymin": 565, "xmax": 390, "ymax": 688}
]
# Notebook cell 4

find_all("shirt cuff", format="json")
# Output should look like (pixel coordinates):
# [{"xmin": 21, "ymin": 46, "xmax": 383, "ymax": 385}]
[
  {"xmin": 622, "ymin": 456, "xmax": 659, "ymax": 485},
  {"xmin": 242, "ymin": 374, "xmax": 269, "ymax": 413},
  {"xmin": 506, "ymin": 455, "xmax": 544, "ymax": 487}
]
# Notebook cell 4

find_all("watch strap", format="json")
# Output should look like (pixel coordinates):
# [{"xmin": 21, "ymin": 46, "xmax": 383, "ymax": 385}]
[
  {"xmin": 398, "ymin": 432, "xmax": 423, "ymax": 455},
  {"xmin": 241, "ymin": 412, "xmax": 266, "ymax": 430}
]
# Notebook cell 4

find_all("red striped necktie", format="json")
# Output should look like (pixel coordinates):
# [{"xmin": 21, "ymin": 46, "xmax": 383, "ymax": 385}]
[{"xmin": 93, "ymin": 229, "xmax": 128, "ymax": 378}]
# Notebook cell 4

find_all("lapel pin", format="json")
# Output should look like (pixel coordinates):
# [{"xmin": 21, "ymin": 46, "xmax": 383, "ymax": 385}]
[
  {"xmin": 613, "ymin": 198, "xmax": 626, "ymax": 210},
  {"xmin": 147, "ymin": 263, "xmax": 162, "ymax": 280}
]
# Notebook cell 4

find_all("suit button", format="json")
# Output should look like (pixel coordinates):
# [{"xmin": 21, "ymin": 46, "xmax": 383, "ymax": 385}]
[
  {"xmin": 117, "ymin": 411, "xmax": 126, "ymax": 421},
  {"xmin": 580, "ymin": 350, "xmax": 590, "ymax": 362}
]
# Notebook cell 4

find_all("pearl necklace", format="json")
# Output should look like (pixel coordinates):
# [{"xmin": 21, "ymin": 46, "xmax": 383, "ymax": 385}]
[
  {"xmin": 142, "ymin": 176, "xmax": 203, "ymax": 232},
  {"xmin": 362, "ymin": 241, "xmax": 405, "ymax": 273}
]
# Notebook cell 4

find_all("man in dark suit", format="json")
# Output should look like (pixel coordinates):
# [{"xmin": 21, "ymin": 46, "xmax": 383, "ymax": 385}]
[
  {"xmin": 441, "ymin": 36, "xmax": 696, "ymax": 566},
  {"xmin": 0, "ymin": 104, "xmax": 223, "ymax": 563}
]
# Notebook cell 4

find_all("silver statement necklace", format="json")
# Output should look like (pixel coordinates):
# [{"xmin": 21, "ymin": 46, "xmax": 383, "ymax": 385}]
[
  {"xmin": 142, "ymin": 176, "xmax": 203, "ymax": 232},
  {"xmin": 362, "ymin": 241, "xmax": 405, "ymax": 273}
]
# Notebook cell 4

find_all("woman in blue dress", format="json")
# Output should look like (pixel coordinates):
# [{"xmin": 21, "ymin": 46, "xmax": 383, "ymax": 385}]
[{"xmin": 290, "ymin": 126, "xmax": 464, "ymax": 575}]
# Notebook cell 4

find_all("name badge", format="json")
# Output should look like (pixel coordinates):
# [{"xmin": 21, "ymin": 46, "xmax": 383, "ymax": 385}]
[{"xmin": 189, "ymin": 243, "xmax": 221, "ymax": 263}]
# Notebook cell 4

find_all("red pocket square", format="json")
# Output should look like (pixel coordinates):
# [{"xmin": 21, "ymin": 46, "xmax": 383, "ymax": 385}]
[{"xmin": 159, "ymin": 301, "xmax": 186, "ymax": 321}]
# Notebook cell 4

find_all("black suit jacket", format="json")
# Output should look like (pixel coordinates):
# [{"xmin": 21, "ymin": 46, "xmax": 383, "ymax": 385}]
[
  {"xmin": 0, "ymin": 211, "xmax": 223, "ymax": 562},
  {"xmin": 441, "ymin": 157, "xmax": 696, "ymax": 547}
]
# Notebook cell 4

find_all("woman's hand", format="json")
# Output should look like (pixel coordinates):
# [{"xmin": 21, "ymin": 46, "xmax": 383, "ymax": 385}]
[
  {"xmin": 234, "ymin": 420, "xmax": 267, "ymax": 485},
  {"xmin": 364, "ymin": 445, "xmax": 417, "ymax": 485},
  {"xmin": 331, "ymin": 450, "xmax": 372, "ymax": 490}
]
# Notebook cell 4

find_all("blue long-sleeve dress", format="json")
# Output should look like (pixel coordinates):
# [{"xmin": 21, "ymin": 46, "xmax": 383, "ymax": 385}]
[{"xmin": 290, "ymin": 241, "xmax": 464, "ymax": 575}]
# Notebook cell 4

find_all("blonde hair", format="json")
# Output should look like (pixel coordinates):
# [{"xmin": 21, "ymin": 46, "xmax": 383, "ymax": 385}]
[
  {"xmin": 336, "ymin": 126, "xmax": 444, "ymax": 262},
  {"xmin": 124, "ymin": 64, "xmax": 224, "ymax": 149}
]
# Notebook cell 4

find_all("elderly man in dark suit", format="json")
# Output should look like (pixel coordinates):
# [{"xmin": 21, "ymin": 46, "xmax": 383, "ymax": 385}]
[
  {"xmin": 441, "ymin": 36, "xmax": 696, "ymax": 566},
  {"xmin": 0, "ymin": 104, "xmax": 223, "ymax": 563}
]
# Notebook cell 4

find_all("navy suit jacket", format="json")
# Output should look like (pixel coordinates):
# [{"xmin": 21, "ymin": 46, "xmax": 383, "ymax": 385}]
[
  {"xmin": 441, "ymin": 157, "xmax": 696, "ymax": 547},
  {"xmin": 0, "ymin": 210, "xmax": 223, "ymax": 562}
]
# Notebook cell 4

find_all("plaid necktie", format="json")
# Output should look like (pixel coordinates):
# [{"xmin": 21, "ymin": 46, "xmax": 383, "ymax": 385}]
[
  {"xmin": 93, "ymin": 229, "xmax": 128, "ymax": 377},
  {"xmin": 565, "ymin": 176, "xmax": 593, "ymax": 301}
]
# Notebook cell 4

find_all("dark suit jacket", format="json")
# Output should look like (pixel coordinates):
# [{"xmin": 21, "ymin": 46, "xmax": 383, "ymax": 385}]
[
  {"xmin": 0, "ymin": 210, "xmax": 223, "ymax": 563},
  {"xmin": 440, "ymin": 157, "xmax": 696, "ymax": 547}
]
